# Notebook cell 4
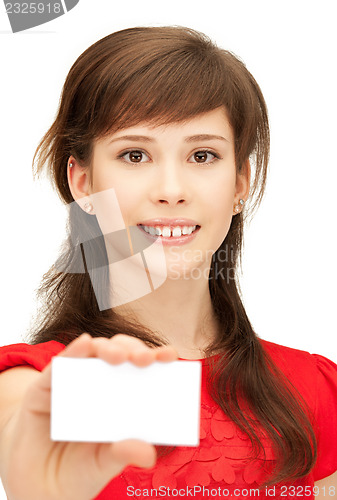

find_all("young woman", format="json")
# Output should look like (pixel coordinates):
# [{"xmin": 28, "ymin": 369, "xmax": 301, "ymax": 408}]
[{"xmin": 0, "ymin": 26, "xmax": 336, "ymax": 500}]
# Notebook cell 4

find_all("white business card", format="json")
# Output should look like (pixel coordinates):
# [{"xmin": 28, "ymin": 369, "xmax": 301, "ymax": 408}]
[{"xmin": 51, "ymin": 357, "xmax": 201, "ymax": 446}]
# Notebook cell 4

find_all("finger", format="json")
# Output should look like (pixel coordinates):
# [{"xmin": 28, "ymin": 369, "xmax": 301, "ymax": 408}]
[
  {"xmin": 91, "ymin": 336, "xmax": 155, "ymax": 366},
  {"xmin": 95, "ymin": 439, "xmax": 157, "ymax": 473},
  {"xmin": 128, "ymin": 348, "xmax": 157, "ymax": 367},
  {"xmin": 111, "ymin": 439, "xmax": 157, "ymax": 468},
  {"xmin": 61, "ymin": 334, "xmax": 128, "ymax": 365},
  {"xmin": 60, "ymin": 333, "xmax": 94, "ymax": 358},
  {"xmin": 109, "ymin": 334, "xmax": 153, "ymax": 350},
  {"xmin": 109, "ymin": 335, "xmax": 162, "ymax": 367},
  {"xmin": 106, "ymin": 335, "xmax": 178, "ymax": 366},
  {"xmin": 59, "ymin": 334, "xmax": 177, "ymax": 368},
  {"xmin": 74, "ymin": 440, "xmax": 157, "ymax": 499},
  {"xmin": 88, "ymin": 337, "xmax": 127, "ymax": 364},
  {"xmin": 154, "ymin": 345, "xmax": 179, "ymax": 362},
  {"xmin": 127, "ymin": 346, "xmax": 179, "ymax": 367}
]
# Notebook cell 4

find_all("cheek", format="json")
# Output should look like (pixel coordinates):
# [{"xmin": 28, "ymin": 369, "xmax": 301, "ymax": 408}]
[
  {"xmin": 209, "ymin": 173, "xmax": 236, "ymax": 214},
  {"xmin": 207, "ymin": 176, "xmax": 235, "ymax": 246},
  {"xmin": 92, "ymin": 167, "xmax": 116, "ymax": 194},
  {"xmin": 212, "ymin": 216, "xmax": 232, "ymax": 251},
  {"xmin": 91, "ymin": 167, "xmax": 139, "ymax": 226},
  {"xmin": 114, "ymin": 185, "xmax": 143, "ymax": 226}
]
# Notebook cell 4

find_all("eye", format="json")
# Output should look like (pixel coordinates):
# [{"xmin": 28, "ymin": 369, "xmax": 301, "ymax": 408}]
[
  {"xmin": 189, "ymin": 150, "xmax": 221, "ymax": 164},
  {"xmin": 117, "ymin": 149, "xmax": 150, "ymax": 163}
]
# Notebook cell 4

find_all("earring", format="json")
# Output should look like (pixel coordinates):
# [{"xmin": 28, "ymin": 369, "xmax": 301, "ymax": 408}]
[
  {"xmin": 234, "ymin": 199, "xmax": 245, "ymax": 213},
  {"xmin": 83, "ymin": 202, "xmax": 93, "ymax": 213},
  {"xmin": 69, "ymin": 162, "xmax": 73, "ymax": 168}
]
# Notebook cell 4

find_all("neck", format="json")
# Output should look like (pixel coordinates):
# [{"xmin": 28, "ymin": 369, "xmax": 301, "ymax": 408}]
[{"xmin": 112, "ymin": 274, "xmax": 219, "ymax": 359}]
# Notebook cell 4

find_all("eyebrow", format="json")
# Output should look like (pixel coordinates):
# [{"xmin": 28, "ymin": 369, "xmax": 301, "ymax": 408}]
[{"xmin": 108, "ymin": 134, "xmax": 229, "ymax": 144}]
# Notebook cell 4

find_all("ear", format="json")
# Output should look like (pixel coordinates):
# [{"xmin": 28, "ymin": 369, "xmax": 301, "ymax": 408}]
[
  {"xmin": 67, "ymin": 157, "xmax": 95, "ymax": 214},
  {"xmin": 234, "ymin": 159, "xmax": 251, "ymax": 209}
]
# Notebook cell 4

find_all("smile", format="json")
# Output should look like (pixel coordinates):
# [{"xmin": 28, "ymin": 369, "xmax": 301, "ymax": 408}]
[
  {"xmin": 137, "ymin": 224, "xmax": 201, "ymax": 245},
  {"xmin": 140, "ymin": 225, "xmax": 198, "ymax": 237}
]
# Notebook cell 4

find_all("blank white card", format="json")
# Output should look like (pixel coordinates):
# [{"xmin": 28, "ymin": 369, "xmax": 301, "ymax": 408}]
[{"xmin": 51, "ymin": 357, "xmax": 202, "ymax": 446}]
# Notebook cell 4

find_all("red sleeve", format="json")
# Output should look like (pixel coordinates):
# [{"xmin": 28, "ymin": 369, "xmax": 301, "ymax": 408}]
[
  {"xmin": 0, "ymin": 341, "xmax": 66, "ymax": 373},
  {"xmin": 311, "ymin": 354, "xmax": 337, "ymax": 481}
]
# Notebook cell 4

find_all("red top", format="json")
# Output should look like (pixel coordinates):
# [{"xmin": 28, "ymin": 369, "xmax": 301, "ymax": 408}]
[{"xmin": 0, "ymin": 338, "xmax": 336, "ymax": 499}]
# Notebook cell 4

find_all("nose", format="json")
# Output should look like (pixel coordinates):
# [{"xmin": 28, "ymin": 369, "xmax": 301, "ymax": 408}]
[{"xmin": 150, "ymin": 160, "xmax": 189, "ymax": 206}]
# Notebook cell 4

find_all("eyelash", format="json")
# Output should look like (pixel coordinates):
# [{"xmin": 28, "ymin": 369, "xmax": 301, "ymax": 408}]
[{"xmin": 116, "ymin": 148, "xmax": 222, "ymax": 165}]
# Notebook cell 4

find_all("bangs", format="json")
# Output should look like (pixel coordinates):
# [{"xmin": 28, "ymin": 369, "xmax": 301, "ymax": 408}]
[
  {"xmin": 100, "ymin": 51, "xmax": 229, "ymax": 135},
  {"xmin": 70, "ymin": 27, "xmax": 236, "ymax": 140}
]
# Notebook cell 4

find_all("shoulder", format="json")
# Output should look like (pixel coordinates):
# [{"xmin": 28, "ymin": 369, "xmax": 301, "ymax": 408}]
[
  {"xmin": 0, "ymin": 341, "xmax": 66, "ymax": 373},
  {"xmin": 259, "ymin": 337, "xmax": 315, "ymax": 371},
  {"xmin": 258, "ymin": 337, "xmax": 337, "ymax": 411},
  {"xmin": 259, "ymin": 337, "xmax": 337, "ymax": 373}
]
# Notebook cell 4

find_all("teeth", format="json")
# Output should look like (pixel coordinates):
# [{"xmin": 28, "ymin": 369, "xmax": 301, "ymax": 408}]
[
  {"xmin": 142, "ymin": 225, "xmax": 197, "ymax": 237},
  {"xmin": 162, "ymin": 227, "xmax": 171, "ymax": 237}
]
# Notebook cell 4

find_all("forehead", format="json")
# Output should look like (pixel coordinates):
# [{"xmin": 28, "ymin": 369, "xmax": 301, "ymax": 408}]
[{"xmin": 97, "ymin": 107, "xmax": 234, "ymax": 146}]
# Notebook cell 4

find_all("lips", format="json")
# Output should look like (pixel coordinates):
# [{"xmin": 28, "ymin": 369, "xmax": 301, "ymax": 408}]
[
  {"xmin": 138, "ymin": 218, "xmax": 200, "ymax": 227},
  {"xmin": 137, "ymin": 223, "xmax": 201, "ymax": 246},
  {"xmin": 136, "ymin": 218, "xmax": 201, "ymax": 246}
]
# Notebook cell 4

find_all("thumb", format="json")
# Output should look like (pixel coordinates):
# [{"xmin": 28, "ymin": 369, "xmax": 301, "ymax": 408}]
[{"xmin": 95, "ymin": 439, "xmax": 157, "ymax": 476}]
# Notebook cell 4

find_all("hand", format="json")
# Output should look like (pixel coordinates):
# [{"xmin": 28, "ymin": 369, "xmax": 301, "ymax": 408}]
[{"xmin": 3, "ymin": 334, "xmax": 178, "ymax": 500}]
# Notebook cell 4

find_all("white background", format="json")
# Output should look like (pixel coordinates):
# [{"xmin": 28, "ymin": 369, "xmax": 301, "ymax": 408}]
[
  {"xmin": 0, "ymin": 0, "xmax": 336, "ymax": 498},
  {"xmin": 0, "ymin": 4, "xmax": 336, "ymax": 354}
]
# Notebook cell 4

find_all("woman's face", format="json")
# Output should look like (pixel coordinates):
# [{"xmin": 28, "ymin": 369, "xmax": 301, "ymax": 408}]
[{"xmin": 70, "ymin": 107, "xmax": 249, "ymax": 278}]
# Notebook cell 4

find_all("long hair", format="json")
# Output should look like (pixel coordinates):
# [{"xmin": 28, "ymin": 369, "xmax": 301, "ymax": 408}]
[{"xmin": 28, "ymin": 26, "xmax": 317, "ymax": 487}]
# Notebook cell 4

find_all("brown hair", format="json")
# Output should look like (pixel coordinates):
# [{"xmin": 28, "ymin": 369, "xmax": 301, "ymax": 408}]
[{"xmin": 29, "ymin": 26, "xmax": 317, "ymax": 487}]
